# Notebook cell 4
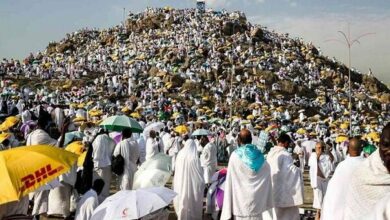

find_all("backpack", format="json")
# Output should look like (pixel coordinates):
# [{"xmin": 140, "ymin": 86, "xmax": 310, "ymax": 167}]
[{"xmin": 111, "ymin": 146, "xmax": 124, "ymax": 176}]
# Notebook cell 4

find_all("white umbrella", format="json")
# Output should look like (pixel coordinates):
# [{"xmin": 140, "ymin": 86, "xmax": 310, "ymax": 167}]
[
  {"xmin": 142, "ymin": 122, "xmax": 165, "ymax": 138},
  {"xmin": 191, "ymin": 128, "xmax": 210, "ymax": 136},
  {"xmin": 133, "ymin": 169, "xmax": 171, "ymax": 190},
  {"xmin": 91, "ymin": 187, "xmax": 176, "ymax": 220},
  {"xmin": 133, "ymin": 153, "xmax": 172, "ymax": 189}
]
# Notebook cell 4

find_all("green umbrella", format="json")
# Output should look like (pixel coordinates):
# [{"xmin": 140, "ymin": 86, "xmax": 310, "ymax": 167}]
[
  {"xmin": 99, "ymin": 115, "xmax": 143, "ymax": 133},
  {"xmin": 363, "ymin": 144, "xmax": 377, "ymax": 155}
]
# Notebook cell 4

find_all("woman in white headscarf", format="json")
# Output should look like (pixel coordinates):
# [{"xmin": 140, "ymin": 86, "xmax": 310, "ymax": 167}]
[{"xmin": 173, "ymin": 139, "xmax": 205, "ymax": 220}]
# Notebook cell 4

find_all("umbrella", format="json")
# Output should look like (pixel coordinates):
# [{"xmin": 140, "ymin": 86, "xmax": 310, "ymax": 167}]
[
  {"xmin": 100, "ymin": 115, "xmax": 143, "ymax": 133},
  {"xmin": 65, "ymin": 141, "xmax": 86, "ymax": 167},
  {"xmin": 0, "ymin": 116, "xmax": 20, "ymax": 131},
  {"xmin": 174, "ymin": 125, "xmax": 189, "ymax": 134},
  {"xmin": 192, "ymin": 129, "xmax": 210, "ymax": 137},
  {"xmin": 0, "ymin": 133, "xmax": 11, "ymax": 143},
  {"xmin": 0, "ymin": 145, "xmax": 78, "ymax": 204},
  {"xmin": 143, "ymin": 122, "xmax": 165, "ymax": 139},
  {"xmin": 336, "ymin": 135, "xmax": 348, "ymax": 143},
  {"xmin": 91, "ymin": 187, "xmax": 176, "ymax": 220},
  {"xmin": 130, "ymin": 112, "xmax": 141, "ymax": 119},
  {"xmin": 296, "ymin": 128, "xmax": 306, "ymax": 135},
  {"xmin": 363, "ymin": 144, "xmax": 377, "ymax": 155},
  {"xmin": 64, "ymin": 131, "xmax": 84, "ymax": 146},
  {"xmin": 133, "ymin": 153, "xmax": 172, "ymax": 189}
]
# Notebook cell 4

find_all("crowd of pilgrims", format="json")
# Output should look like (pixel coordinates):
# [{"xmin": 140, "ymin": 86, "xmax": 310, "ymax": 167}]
[{"xmin": 0, "ymin": 6, "xmax": 389, "ymax": 220}]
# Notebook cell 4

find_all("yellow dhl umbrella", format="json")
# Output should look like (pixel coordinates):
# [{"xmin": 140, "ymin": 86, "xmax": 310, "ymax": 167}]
[
  {"xmin": 174, "ymin": 125, "xmax": 189, "ymax": 134},
  {"xmin": 65, "ymin": 141, "xmax": 86, "ymax": 167},
  {"xmin": 0, "ymin": 145, "xmax": 78, "ymax": 205},
  {"xmin": 296, "ymin": 128, "xmax": 306, "ymax": 135},
  {"xmin": 130, "ymin": 112, "xmax": 141, "ymax": 119},
  {"xmin": 0, "ymin": 133, "xmax": 11, "ymax": 143},
  {"xmin": 336, "ymin": 135, "xmax": 349, "ymax": 143}
]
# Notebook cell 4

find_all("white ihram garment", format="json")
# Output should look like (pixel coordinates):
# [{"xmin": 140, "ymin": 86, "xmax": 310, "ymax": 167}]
[
  {"xmin": 221, "ymin": 152, "xmax": 273, "ymax": 220},
  {"xmin": 267, "ymin": 146, "xmax": 304, "ymax": 220},
  {"xmin": 344, "ymin": 150, "xmax": 390, "ymax": 219},
  {"xmin": 321, "ymin": 155, "xmax": 365, "ymax": 220},
  {"xmin": 173, "ymin": 140, "xmax": 205, "ymax": 220},
  {"xmin": 308, "ymin": 153, "xmax": 333, "ymax": 209},
  {"xmin": 200, "ymin": 142, "xmax": 218, "ymax": 184},
  {"xmin": 113, "ymin": 138, "xmax": 140, "ymax": 190}
]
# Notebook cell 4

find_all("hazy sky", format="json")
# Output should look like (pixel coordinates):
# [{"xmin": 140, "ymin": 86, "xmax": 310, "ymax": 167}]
[{"xmin": 1, "ymin": 0, "xmax": 389, "ymax": 83}]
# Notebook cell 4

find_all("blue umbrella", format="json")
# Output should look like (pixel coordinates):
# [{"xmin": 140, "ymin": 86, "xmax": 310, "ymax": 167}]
[{"xmin": 64, "ymin": 131, "xmax": 84, "ymax": 146}]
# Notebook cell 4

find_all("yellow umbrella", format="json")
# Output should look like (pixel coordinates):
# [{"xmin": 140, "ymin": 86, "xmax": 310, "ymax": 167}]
[
  {"xmin": 65, "ymin": 141, "xmax": 86, "ymax": 166},
  {"xmin": 65, "ymin": 141, "xmax": 84, "ymax": 155},
  {"xmin": 340, "ymin": 123, "xmax": 349, "ymax": 130},
  {"xmin": 246, "ymin": 115, "xmax": 255, "ymax": 120},
  {"xmin": 73, "ymin": 116, "xmax": 86, "ymax": 123},
  {"xmin": 367, "ymin": 132, "xmax": 380, "ymax": 140},
  {"xmin": 0, "ymin": 145, "xmax": 78, "ymax": 205},
  {"xmin": 336, "ymin": 135, "xmax": 349, "ymax": 143},
  {"xmin": 121, "ymin": 106, "xmax": 130, "ymax": 113},
  {"xmin": 89, "ymin": 110, "xmax": 103, "ymax": 117},
  {"xmin": 4, "ymin": 116, "xmax": 20, "ymax": 127},
  {"xmin": 296, "ymin": 128, "xmax": 306, "ymax": 135},
  {"xmin": 174, "ymin": 125, "xmax": 189, "ymax": 134},
  {"xmin": 77, "ymin": 152, "xmax": 87, "ymax": 167},
  {"xmin": 130, "ymin": 112, "xmax": 141, "ymax": 119},
  {"xmin": 0, "ymin": 133, "xmax": 11, "ymax": 143}
]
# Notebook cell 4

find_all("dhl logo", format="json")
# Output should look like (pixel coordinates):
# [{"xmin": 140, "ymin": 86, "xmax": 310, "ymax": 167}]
[{"xmin": 20, "ymin": 164, "xmax": 64, "ymax": 192}]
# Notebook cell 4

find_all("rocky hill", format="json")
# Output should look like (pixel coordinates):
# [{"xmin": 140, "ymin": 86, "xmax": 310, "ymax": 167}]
[{"xmin": 4, "ymin": 8, "xmax": 389, "ymax": 117}]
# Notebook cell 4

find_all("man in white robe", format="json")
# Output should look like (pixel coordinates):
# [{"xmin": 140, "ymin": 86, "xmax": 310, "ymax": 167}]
[
  {"xmin": 137, "ymin": 134, "xmax": 146, "ymax": 164},
  {"xmin": 364, "ymin": 193, "xmax": 390, "ymax": 220},
  {"xmin": 267, "ymin": 133, "xmax": 304, "ymax": 220},
  {"xmin": 308, "ymin": 141, "xmax": 334, "ymax": 220},
  {"xmin": 47, "ymin": 165, "xmax": 77, "ymax": 217},
  {"xmin": 75, "ymin": 179, "xmax": 105, "ymax": 220},
  {"xmin": 145, "ymin": 130, "xmax": 161, "ymax": 161},
  {"xmin": 173, "ymin": 139, "xmax": 205, "ymax": 220},
  {"xmin": 301, "ymin": 139, "xmax": 317, "ymax": 166},
  {"xmin": 344, "ymin": 123, "xmax": 390, "ymax": 219},
  {"xmin": 113, "ymin": 129, "xmax": 140, "ymax": 190},
  {"xmin": 166, "ymin": 133, "xmax": 182, "ymax": 172},
  {"xmin": 221, "ymin": 129, "xmax": 273, "ymax": 220},
  {"xmin": 322, "ymin": 137, "xmax": 365, "ymax": 220},
  {"xmin": 200, "ymin": 136, "xmax": 218, "ymax": 185},
  {"xmin": 92, "ymin": 132, "xmax": 115, "ymax": 202},
  {"xmin": 27, "ymin": 113, "xmax": 68, "ymax": 217}
]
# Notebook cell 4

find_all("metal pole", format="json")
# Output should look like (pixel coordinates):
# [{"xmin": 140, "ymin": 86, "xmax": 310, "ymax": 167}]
[
  {"xmin": 325, "ymin": 25, "xmax": 374, "ymax": 137},
  {"xmin": 123, "ymin": 8, "xmax": 126, "ymax": 28},
  {"xmin": 229, "ymin": 65, "xmax": 235, "ymax": 118}
]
